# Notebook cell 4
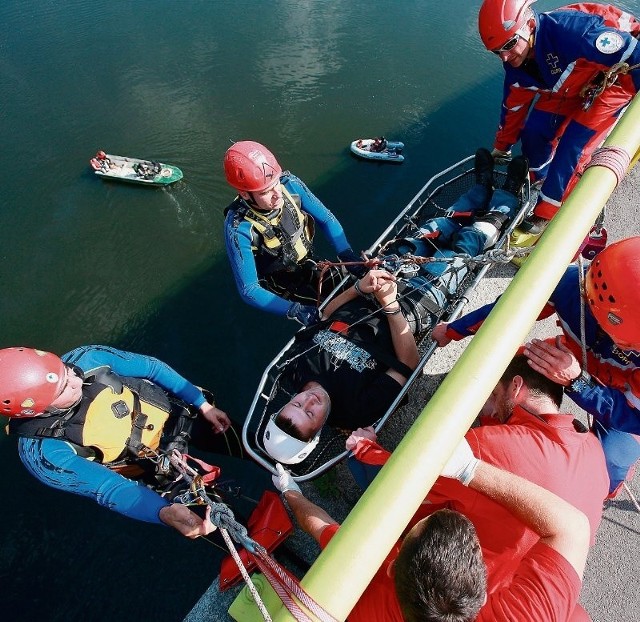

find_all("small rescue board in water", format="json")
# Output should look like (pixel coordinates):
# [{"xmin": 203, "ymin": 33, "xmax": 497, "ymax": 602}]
[
  {"xmin": 89, "ymin": 151, "xmax": 183, "ymax": 186},
  {"xmin": 350, "ymin": 137, "xmax": 405, "ymax": 162}
]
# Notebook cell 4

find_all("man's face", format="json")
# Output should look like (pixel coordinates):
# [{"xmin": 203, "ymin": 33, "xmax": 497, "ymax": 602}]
[
  {"xmin": 47, "ymin": 366, "xmax": 83, "ymax": 410},
  {"xmin": 480, "ymin": 379, "xmax": 514, "ymax": 423},
  {"xmin": 279, "ymin": 383, "xmax": 331, "ymax": 440},
  {"xmin": 246, "ymin": 177, "xmax": 284, "ymax": 211},
  {"xmin": 495, "ymin": 35, "xmax": 531, "ymax": 68}
]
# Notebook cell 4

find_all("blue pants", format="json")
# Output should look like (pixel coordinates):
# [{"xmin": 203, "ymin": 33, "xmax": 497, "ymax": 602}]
[
  {"xmin": 399, "ymin": 185, "xmax": 519, "ymax": 281},
  {"xmin": 593, "ymin": 422, "xmax": 640, "ymax": 495}
]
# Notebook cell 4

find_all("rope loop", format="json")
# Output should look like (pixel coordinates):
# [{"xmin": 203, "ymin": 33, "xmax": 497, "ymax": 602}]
[{"xmin": 586, "ymin": 146, "xmax": 631, "ymax": 185}]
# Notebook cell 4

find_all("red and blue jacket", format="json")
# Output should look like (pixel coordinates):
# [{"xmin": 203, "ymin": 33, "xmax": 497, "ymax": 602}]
[
  {"xmin": 445, "ymin": 265, "xmax": 640, "ymax": 434},
  {"xmin": 495, "ymin": 3, "xmax": 640, "ymax": 152}
]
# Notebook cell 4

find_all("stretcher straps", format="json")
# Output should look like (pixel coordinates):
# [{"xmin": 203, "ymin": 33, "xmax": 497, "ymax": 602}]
[{"xmin": 585, "ymin": 146, "xmax": 631, "ymax": 185}]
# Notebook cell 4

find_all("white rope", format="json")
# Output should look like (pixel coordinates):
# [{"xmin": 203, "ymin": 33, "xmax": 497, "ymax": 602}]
[
  {"xmin": 219, "ymin": 528, "xmax": 273, "ymax": 622},
  {"xmin": 622, "ymin": 483, "xmax": 640, "ymax": 514},
  {"xmin": 166, "ymin": 451, "xmax": 334, "ymax": 619},
  {"xmin": 577, "ymin": 256, "xmax": 593, "ymax": 429}
]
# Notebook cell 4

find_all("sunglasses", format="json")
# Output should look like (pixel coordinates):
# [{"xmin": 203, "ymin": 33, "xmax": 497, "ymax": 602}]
[{"xmin": 492, "ymin": 34, "xmax": 520, "ymax": 55}]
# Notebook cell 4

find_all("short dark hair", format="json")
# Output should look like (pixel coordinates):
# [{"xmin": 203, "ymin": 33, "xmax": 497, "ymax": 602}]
[
  {"xmin": 275, "ymin": 411, "xmax": 312, "ymax": 442},
  {"xmin": 500, "ymin": 353, "xmax": 563, "ymax": 408},
  {"xmin": 394, "ymin": 509, "xmax": 487, "ymax": 622}
]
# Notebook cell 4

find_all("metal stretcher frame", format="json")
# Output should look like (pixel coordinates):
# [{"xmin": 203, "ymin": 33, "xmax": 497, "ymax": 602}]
[{"xmin": 242, "ymin": 155, "xmax": 532, "ymax": 481}]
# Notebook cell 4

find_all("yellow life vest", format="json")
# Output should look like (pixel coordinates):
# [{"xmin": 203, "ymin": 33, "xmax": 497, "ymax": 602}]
[
  {"xmin": 8, "ymin": 370, "xmax": 173, "ymax": 464},
  {"xmin": 242, "ymin": 187, "xmax": 315, "ymax": 271},
  {"xmin": 79, "ymin": 383, "xmax": 170, "ymax": 463}
]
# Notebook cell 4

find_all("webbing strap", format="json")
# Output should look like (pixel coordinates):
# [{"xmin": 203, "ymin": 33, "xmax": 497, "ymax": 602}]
[{"xmin": 253, "ymin": 548, "xmax": 339, "ymax": 622}]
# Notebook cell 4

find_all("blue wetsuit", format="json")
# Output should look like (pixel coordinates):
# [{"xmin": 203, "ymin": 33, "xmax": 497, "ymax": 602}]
[
  {"xmin": 224, "ymin": 172, "xmax": 352, "ymax": 316},
  {"xmin": 446, "ymin": 266, "xmax": 640, "ymax": 492},
  {"xmin": 17, "ymin": 346, "xmax": 209, "ymax": 525}
]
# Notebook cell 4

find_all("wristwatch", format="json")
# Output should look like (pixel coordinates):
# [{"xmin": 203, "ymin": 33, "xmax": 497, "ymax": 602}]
[{"xmin": 567, "ymin": 369, "xmax": 594, "ymax": 393}]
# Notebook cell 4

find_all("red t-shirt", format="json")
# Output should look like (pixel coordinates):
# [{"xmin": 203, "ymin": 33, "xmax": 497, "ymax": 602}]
[
  {"xmin": 478, "ymin": 542, "xmax": 585, "ymax": 622},
  {"xmin": 320, "ymin": 523, "xmax": 404, "ymax": 622},
  {"xmin": 354, "ymin": 406, "xmax": 608, "ymax": 593}
]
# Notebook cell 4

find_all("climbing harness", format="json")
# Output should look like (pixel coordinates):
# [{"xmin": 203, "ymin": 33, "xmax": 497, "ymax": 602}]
[{"xmin": 581, "ymin": 62, "xmax": 640, "ymax": 111}]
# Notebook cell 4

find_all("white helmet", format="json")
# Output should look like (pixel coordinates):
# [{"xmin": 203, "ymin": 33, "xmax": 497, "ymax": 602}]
[{"xmin": 263, "ymin": 416, "xmax": 322, "ymax": 464}]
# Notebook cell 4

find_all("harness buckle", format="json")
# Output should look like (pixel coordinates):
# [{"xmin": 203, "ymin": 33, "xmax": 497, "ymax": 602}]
[{"xmin": 329, "ymin": 321, "xmax": 349, "ymax": 334}]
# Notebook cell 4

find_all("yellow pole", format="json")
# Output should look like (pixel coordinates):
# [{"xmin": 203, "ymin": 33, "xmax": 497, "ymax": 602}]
[{"xmin": 272, "ymin": 96, "xmax": 640, "ymax": 622}]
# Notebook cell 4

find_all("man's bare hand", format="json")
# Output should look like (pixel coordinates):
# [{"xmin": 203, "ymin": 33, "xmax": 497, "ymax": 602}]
[
  {"xmin": 356, "ymin": 269, "xmax": 399, "ymax": 310},
  {"xmin": 432, "ymin": 322, "xmax": 452, "ymax": 347},
  {"xmin": 159, "ymin": 503, "xmax": 216, "ymax": 538},
  {"xmin": 345, "ymin": 426, "xmax": 377, "ymax": 451},
  {"xmin": 523, "ymin": 337, "xmax": 582, "ymax": 386},
  {"xmin": 200, "ymin": 402, "xmax": 231, "ymax": 433}
]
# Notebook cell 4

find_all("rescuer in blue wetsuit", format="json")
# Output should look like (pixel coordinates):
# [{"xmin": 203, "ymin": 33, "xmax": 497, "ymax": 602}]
[
  {"xmin": 479, "ymin": 0, "xmax": 640, "ymax": 244},
  {"xmin": 223, "ymin": 141, "xmax": 364, "ymax": 327},
  {"xmin": 433, "ymin": 237, "xmax": 640, "ymax": 495},
  {"xmin": 1, "ymin": 345, "xmax": 272, "ymax": 538}
]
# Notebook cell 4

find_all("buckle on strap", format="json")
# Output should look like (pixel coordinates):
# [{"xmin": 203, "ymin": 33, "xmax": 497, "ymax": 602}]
[{"xmin": 329, "ymin": 321, "xmax": 349, "ymax": 334}]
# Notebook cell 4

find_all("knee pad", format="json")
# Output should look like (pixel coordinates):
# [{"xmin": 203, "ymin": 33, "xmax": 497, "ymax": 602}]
[{"xmin": 470, "ymin": 221, "xmax": 500, "ymax": 249}]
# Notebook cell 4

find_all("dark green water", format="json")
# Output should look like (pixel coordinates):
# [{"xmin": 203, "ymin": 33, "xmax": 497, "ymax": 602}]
[{"xmin": 4, "ymin": 0, "xmax": 634, "ymax": 620}]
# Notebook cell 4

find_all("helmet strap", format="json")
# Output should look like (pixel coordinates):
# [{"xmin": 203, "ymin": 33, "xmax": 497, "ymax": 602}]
[{"xmin": 45, "ymin": 393, "xmax": 82, "ymax": 416}]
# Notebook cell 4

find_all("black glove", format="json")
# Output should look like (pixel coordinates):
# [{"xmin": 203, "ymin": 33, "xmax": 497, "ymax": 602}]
[
  {"xmin": 287, "ymin": 302, "xmax": 320, "ymax": 326},
  {"xmin": 338, "ymin": 248, "xmax": 367, "ymax": 278}
]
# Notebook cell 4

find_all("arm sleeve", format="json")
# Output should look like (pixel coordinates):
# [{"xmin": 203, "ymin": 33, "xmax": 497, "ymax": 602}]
[
  {"xmin": 494, "ymin": 78, "xmax": 537, "ymax": 152},
  {"xmin": 447, "ymin": 302, "xmax": 496, "ymax": 339},
  {"xmin": 480, "ymin": 542, "xmax": 582, "ymax": 622},
  {"xmin": 223, "ymin": 212, "xmax": 294, "ymax": 315},
  {"xmin": 566, "ymin": 380, "xmax": 640, "ymax": 435},
  {"xmin": 351, "ymin": 439, "xmax": 392, "ymax": 466},
  {"xmin": 19, "ymin": 437, "xmax": 169, "ymax": 524},
  {"xmin": 578, "ymin": 20, "xmax": 640, "ymax": 93},
  {"xmin": 319, "ymin": 523, "xmax": 340, "ymax": 549},
  {"xmin": 285, "ymin": 174, "xmax": 351, "ymax": 253},
  {"xmin": 64, "ymin": 345, "xmax": 206, "ymax": 409},
  {"xmin": 447, "ymin": 296, "xmax": 556, "ymax": 340}
]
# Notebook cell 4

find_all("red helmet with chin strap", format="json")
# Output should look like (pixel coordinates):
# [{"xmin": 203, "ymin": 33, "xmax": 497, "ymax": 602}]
[
  {"xmin": 585, "ymin": 237, "xmax": 640, "ymax": 350},
  {"xmin": 223, "ymin": 141, "xmax": 283, "ymax": 193},
  {"xmin": 478, "ymin": 0, "xmax": 537, "ymax": 50},
  {"xmin": 0, "ymin": 347, "xmax": 66, "ymax": 418}
]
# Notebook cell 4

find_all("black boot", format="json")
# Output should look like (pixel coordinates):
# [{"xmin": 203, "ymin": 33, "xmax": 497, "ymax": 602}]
[
  {"xmin": 474, "ymin": 148, "xmax": 494, "ymax": 190},
  {"xmin": 502, "ymin": 156, "xmax": 529, "ymax": 196}
]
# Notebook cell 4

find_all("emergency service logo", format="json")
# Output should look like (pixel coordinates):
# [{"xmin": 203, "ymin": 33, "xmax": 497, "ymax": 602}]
[{"xmin": 595, "ymin": 32, "xmax": 624, "ymax": 54}]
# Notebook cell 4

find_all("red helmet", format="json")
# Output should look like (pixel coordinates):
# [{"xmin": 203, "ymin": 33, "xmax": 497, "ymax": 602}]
[
  {"xmin": 0, "ymin": 347, "xmax": 66, "ymax": 417},
  {"xmin": 585, "ymin": 237, "xmax": 640, "ymax": 350},
  {"xmin": 223, "ymin": 141, "xmax": 282, "ymax": 193},
  {"xmin": 478, "ymin": 0, "xmax": 537, "ymax": 50}
]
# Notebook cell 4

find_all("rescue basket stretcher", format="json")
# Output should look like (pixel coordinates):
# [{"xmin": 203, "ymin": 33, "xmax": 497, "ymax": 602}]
[{"xmin": 242, "ymin": 155, "xmax": 533, "ymax": 481}]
